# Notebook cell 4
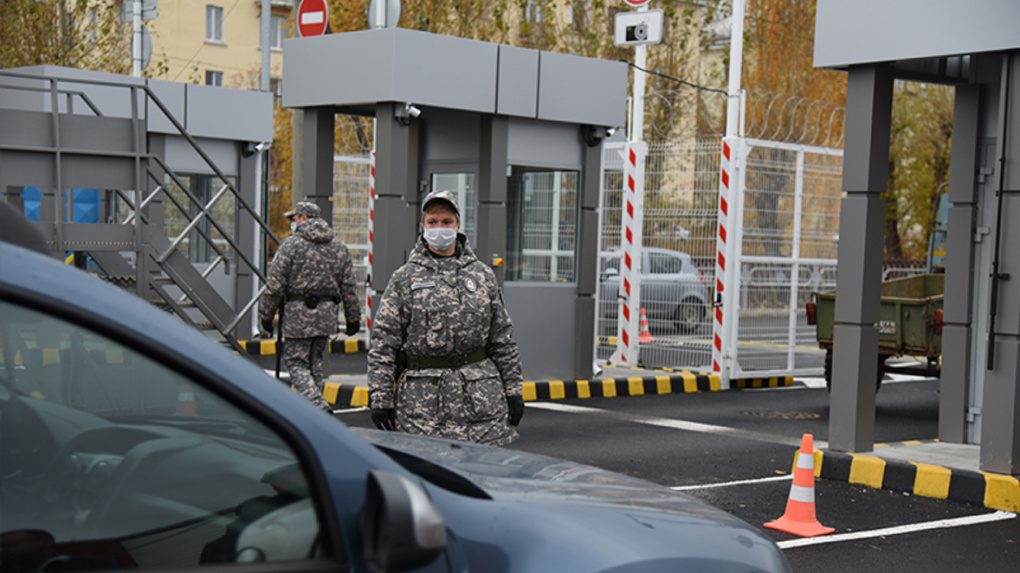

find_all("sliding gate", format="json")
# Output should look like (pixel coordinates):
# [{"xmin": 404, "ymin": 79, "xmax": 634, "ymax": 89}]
[{"xmin": 596, "ymin": 138, "xmax": 843, "ymax": 383}]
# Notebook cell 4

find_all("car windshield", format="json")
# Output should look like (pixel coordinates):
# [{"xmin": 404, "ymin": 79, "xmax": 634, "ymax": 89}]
[{"xmin": 0, "ymin": 300, "xmax": 325, "ymax": 567}]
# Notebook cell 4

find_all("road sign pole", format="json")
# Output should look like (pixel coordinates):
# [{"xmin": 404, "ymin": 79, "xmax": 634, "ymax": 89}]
[
  {"xmin": 613, "ymin": 2, "xmax": 649, "ymax": 367},
  {"xmin": 132, "ymin": 1, "xmax": 141, "ymax": 76}
]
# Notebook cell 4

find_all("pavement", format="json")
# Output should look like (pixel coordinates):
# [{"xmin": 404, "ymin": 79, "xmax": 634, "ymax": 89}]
[{"xmin": 242, "ymin": 340, "xmax": 1019, "ymax": 514}]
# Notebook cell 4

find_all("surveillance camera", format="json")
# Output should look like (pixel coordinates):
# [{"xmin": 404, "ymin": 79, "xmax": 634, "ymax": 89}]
[
  {"xmin": 626, "ymin": 23, "xmax": 648, "ymax": 43},
  {"xmin": 395, "ymin": 102, "xmax": 422, "ymax": 125}
]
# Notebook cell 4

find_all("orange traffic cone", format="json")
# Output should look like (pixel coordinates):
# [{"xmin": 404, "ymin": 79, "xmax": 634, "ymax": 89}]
[
  {"xmin": 764, "ymin": 433, "xmax": 834, "ymax": 537},
  {"xmin": 638, "ymin": 308, "xmax": 656, "ymax": 343},
  {"xmin": 174, "ymin": 381, "xmax": 197, "ymax": 416}
]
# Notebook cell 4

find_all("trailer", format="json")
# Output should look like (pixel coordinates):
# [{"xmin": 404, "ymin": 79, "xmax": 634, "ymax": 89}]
[{"xmin": 807, "ymin": 273, "xmax": 944, "ymax": 390}]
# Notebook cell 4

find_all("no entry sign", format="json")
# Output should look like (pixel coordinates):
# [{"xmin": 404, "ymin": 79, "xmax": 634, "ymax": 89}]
[{"xmin": 297, "ymin": 0, "xmax": 329, "ymax": 37}]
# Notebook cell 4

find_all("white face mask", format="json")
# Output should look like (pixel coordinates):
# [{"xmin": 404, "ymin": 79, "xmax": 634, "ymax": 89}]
[
  {"xmin": 423, "ymin": 227, "xmax": 457, "ymax": 251},
  {"xmin": 290, "ymin": 221, "xmax": 297, "ymax": 233}
]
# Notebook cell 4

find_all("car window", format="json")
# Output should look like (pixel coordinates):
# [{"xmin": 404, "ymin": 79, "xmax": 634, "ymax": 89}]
[
  {"xmin": 648, "ymin": 253, "xmax": 683, "ymax": 275},
  {"xmin": 0, "ymin": 300, "xmax": 327, "ymax": 569}
]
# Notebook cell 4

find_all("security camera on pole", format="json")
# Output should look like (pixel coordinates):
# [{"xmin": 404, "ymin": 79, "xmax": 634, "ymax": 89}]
[{"xmin": 611, "ymin": 0, "xmax": 663, "ymax": 367}]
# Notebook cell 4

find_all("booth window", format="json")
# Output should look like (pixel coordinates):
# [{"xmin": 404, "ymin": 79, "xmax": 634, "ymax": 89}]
[
  {"xmin": 430, "ymin": 173, "xmax": 476, "ymax": 245},
  {"xmin": 163, "ymin": 173, "xmax": 238, "ymax": 264},
  {"xmin": 506, "ymin": 167, "xmax": 578, "ymax": 282}
]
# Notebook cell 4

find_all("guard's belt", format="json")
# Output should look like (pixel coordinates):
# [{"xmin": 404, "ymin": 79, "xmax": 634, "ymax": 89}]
[
  {"xmin": 286, "ymin": 294, "xmax": 340, "ymax": 303},
  {"xmin": 406, "ymin": 348, "xmax": 488, "ymax": 369}
]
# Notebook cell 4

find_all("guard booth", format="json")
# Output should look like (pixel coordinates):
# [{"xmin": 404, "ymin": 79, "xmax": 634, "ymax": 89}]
[{"xmin": 283, "ymin": 28, "xmax": 626, "ymax": 381}]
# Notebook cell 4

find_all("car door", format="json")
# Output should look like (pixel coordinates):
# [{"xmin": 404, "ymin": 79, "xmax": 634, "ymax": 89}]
[{"xmin": 642, "ymin": 250, "xmax": 680, "ymax": 326}]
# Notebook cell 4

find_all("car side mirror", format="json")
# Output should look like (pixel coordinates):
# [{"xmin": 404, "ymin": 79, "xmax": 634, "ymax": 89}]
[{"xmin": 359, "ymin": 470, "xmax": 446, "ymax": 572}]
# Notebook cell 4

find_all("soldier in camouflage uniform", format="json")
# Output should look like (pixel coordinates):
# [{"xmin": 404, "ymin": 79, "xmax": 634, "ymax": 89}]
[
  {"xmin": 260, "ymin": 201, "xmax": 361, "ymax": 411},
  {"xmin": 368, "ymin": 189, "xmax": 525, "ymax": 446}
]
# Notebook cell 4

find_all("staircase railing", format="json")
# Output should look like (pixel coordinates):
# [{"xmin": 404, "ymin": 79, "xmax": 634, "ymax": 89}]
[{"xmin": 0, "ymin": 69, "xmax": 279, "ymax": 354}]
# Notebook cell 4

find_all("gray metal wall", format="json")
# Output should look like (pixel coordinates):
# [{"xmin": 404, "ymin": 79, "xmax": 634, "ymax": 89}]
[{"xmin": 815, "ymin": 0, "xmax": 1020, "ymax": 473}]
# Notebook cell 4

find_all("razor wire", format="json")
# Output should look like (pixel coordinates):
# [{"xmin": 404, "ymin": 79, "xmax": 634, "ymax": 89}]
[{"xmin": 643, "ymin": 87, "xmax": 846, "ymax": 148}]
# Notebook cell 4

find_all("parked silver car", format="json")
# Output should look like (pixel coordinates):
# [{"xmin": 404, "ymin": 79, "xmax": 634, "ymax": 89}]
[{"xmin": 601, "ymin": 248, "xmax": 711, "ymax": 334}]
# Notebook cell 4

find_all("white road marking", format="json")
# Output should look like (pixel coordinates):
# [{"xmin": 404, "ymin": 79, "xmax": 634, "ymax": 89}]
[
  {"xmin": 777, "ymin": 511, "xmax": 1017, "ymax": 549},
  {"xmin": 671, "ymin": 474, "xmax": 794, "ymax": 491},
  {"xmin": 527, "ymin": 401, "xmax": 826, "ymax": 449},
  {"xmin": 333, "ymin": 406, "xmax": 369, "ymax": 414}
]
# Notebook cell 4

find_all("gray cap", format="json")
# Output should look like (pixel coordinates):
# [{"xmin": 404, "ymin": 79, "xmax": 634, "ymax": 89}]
[
  {"xmin": 284, "ymin": 201, "xmax": 320, "ymax": 219},
  {"xmin": 421, "ymin": 189, "xmax": 459, "ymax": 216}
]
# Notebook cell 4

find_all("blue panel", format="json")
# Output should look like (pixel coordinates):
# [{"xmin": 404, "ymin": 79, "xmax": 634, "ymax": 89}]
[
  {"xmin": 24, "ymin": 186, "xmax": 41, "ymax": 222},
  {"xmin": 73, "ymin": 188, "xmax": 100, "ymax": 223}
]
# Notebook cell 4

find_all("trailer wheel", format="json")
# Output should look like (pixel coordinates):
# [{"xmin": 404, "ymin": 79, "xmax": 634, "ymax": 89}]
[{"xmin": 825, "ymin": 350, "xmax": 886, "ymax": 393}]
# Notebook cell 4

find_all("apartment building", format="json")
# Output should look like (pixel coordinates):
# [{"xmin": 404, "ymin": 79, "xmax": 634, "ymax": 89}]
[{"xmin": 145, "ymin": 0, "xmax": 294, "ymax": 90}]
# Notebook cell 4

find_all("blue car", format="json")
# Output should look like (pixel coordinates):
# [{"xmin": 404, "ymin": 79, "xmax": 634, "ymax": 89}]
[{"xmin": 0, "ymin": 239, "xmax": 789, "ymax": 572}]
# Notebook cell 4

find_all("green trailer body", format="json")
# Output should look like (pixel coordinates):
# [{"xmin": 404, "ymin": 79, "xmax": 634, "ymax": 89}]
[{"xmin": 813, "ymin": 274, "xmax": 944, "ymax": 387}]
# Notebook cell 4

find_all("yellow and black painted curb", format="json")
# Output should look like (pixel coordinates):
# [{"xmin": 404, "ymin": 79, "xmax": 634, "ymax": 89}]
[
  {"xmin": 322, "ymin": 368, "xmax": 794, "ymax": 409},
  {"xmin": 814, "ymin": 441, "xmax": 1020, "ymax": 513},
  {"xmin": 239, "ymin": 338, "xmax": 366, "ymax": 355}
]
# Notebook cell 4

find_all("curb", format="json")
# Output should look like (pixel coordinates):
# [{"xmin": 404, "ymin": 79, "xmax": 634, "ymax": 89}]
[
  {"xmin": 240, "ymin": 338, "xmax": 366, "ymax": 355},
  {"xmin": 813, "ymin": 442, "xmax": 1020, "ymax": 512},
  {"xmin": 323, "ymin": 368, "xmax": 795, "ymax": 409}
]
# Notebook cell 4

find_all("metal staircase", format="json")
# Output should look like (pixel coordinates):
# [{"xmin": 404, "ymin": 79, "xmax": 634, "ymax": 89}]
[{"xmin": 0, "ymin": 68, "xmax": 278, "ymax": 354}]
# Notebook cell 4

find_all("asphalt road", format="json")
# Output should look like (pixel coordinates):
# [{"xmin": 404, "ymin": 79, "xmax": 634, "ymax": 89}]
[{"xmin": 338, "ymin": 378, "xmax": 1019, "ymax": 572}]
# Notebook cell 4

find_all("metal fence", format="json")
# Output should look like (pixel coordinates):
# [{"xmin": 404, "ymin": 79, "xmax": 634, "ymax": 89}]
[
  {"xmin": 726, "ymin": 139, "xmax": 843, "ymax": 379},
  {"xmin": 596, "ymin": 140, "xmax": 722, "ymax": 370},
  {"xmin": 596, "ymin": 138, "xmax": 845, "ymax": 379},
  {"xmin": 332, "ymin": 131, "xmax": 846, "ymax": 379}
]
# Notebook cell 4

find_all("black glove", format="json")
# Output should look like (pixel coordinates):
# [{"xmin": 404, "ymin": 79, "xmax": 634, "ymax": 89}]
[
  {"xmin": 371, "ymin": 408, "xmax": 396, "ymax": 431},
  {"xmin": 260, "ymin": 318, "xmax": 274, "ymax": 337},
  {"xmin": 507, "ymin": 395, "xmax": 525, "ymax": 427},
  {"xmin": 346, "ymin": 321, "xmax": 360, "ymax": 336}
]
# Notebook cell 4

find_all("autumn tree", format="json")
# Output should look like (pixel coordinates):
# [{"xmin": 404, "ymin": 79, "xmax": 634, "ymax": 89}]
[
  {"xmin": 735, "ymin": 0, "xmax": 847, "ymax": 259},
  {"xmin": 887, "ymin": 80, "xmax": 954, "ymax": 261},
  {"xmin": 0, "ymin": 0, "xmax": 130, "ymax": 72}
]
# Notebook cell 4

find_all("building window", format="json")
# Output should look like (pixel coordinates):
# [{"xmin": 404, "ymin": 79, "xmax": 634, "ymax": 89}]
[
  {"xmin": 524, "ymin": 0, "xmax": 544, "ymax": 24},
  {"xmin": 164, "ymin": 173, "xmax": 237, "ymax": 264},
  {"xmin": 506, "ymin": 167, "xmax": 578, "ymax": 282},
  {"xmin": 205, "ymin": 70, "xmax": 223, "ymax": 86},
  {"xmin": 206, "ymin": 5, "xmax": 224, "ymax": 43},
  {"xmin": 270, "ymin": 14, "xmax": 286, "ymax": 50}
]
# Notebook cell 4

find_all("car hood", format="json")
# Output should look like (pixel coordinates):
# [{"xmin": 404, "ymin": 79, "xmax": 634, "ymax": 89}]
[{"xmin": 353, "ymin": 428, "xmax": 742, "ymax": 524}]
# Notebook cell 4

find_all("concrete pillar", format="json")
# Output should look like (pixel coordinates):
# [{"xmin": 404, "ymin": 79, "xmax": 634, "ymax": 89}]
[
  {"xmin": 980, "ymin": 54, "xmax": 1020, "ymax": 474},
  {"xmin": 941, "ymin": 83, "xmax": 982, "ymax": 442},
  {"xmin": 299, "ymin": 106, "xmax": 335, "ymax": 222},
  {"xmin": 477, "ymin": 115, "xmax": 509, "ymax": 287},
  {"xmin": 828, "ymin": 64, "xmax": 893, "ymax": 453},
  {"xmin": 574, "ymin": 133, "xmax": 602, "ymax": 379},
  {"xmin": 236, "ymin": 142, "xmax": 260, "ymax": 338},
  {"xmin": 372, "ymin": 102, "xmax": 420, "ymax": 294}
]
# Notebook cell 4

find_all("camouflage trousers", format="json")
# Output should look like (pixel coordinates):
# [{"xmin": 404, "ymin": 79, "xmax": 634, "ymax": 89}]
[{"xmin": 283, "ymin": 336, "xmax": 331, "ymax": 411}]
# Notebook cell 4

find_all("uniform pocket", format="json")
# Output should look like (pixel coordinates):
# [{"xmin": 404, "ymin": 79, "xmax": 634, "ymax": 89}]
[
  {"xmin": 462, "ymin": 377, "xmax": 507, "ymax": 422},
  {"xmin": 396, "ymin": 376, "xmax": 440, "ymax": 423}
]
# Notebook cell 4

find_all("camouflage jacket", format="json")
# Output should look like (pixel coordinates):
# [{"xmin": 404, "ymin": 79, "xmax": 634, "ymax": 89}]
[
  {"xmin": 368, "ymin": 235, "xmax": 523, "ymax": 446},
  {"xmin": 259, "ymin": 218, "xmax": 361, "ymax": 339}
]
